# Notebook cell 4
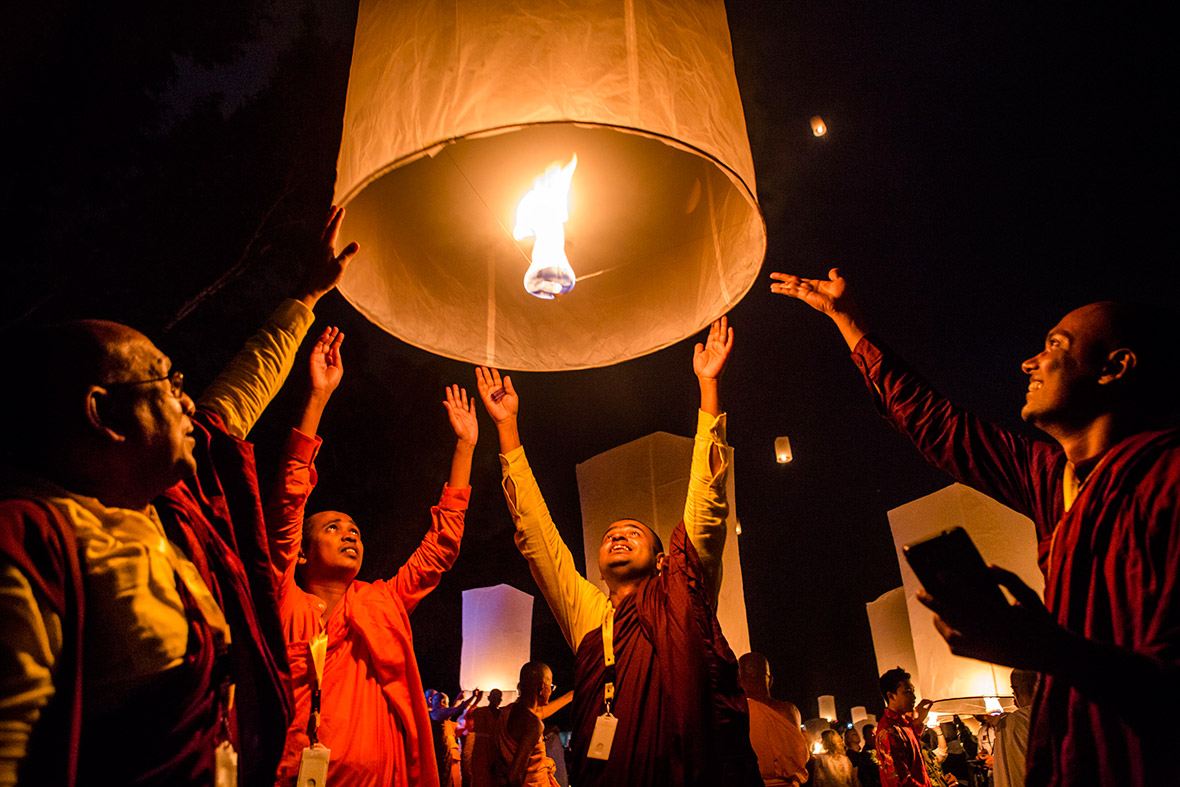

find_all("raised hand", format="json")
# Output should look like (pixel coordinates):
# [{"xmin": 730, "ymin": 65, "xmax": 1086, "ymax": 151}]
[
  {"xmin": 769, "ymin": 267, "xmax": 853, "ymax": 314},
  {"xmin": 297, "ymin": 205, "xmax": 361, "ymax": 309},
  {"xmin": 444, "ymin": 384, "xmax": 478, "ymax": 447},
  {"xmin": 309, "ymin": 327, "xmax": 344, "ymax": 396},
  {"xmin": 693, "ymin": 316, "xmax": 734, "ymax": 381},
  {"xmin": 475, "ymin": 367, "xmax": 519, "ymax": 425},
  {"xmin": 769, "ymin": 267, "xmax": 867, "ymax": 350}
]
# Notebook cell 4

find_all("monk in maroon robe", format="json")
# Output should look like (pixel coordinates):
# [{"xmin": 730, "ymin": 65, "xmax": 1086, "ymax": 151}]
[
  {"xmin": 0, "ymin": 207, "xmax": 357, "ymax": 786},
  {"xmin": 476, "ymin": 318, "xmax": 763, "ymax": 787},
  {"xmin": 772, "ymin": 268, "xmax": 1179, "ymax": 786}
]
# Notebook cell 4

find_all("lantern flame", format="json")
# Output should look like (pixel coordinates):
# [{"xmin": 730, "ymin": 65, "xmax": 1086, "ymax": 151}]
[
  {"xmin": 812, "ymin": 740, "xmax": 824, "ymax": 755},
  {"xmin": 515, "ymin": 154, "xmax": 578, "ymax": 299},
  {"xmin": 810, "ymin": 116, "xmax": 827, "ymax": 137},
  {"xmin": 984, "ymin": 696, "xmax": 1003, "ymax": 715}
]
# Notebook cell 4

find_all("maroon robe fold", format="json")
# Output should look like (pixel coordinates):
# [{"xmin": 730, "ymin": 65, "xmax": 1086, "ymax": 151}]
[
  {"xmin": 0, "ymin": 498, "xmax": 85, "ymax": 787},
  {"xmin": 1, "ymin": 409, "xmax": 292, "ymax": 787},
  {"xmin": 852, "ymin": 334, "xmax": 1180, "ymax": 786},
  {"xmin": 570, "ymin": 520, "xmax": 762, "ymax": 787}
]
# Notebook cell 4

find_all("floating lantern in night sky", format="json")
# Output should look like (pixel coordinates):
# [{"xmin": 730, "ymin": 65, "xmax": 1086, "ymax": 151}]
[
  {"xmin": 775, "ymin": 436, "xmax": 793, "ymax": 463},
  {"xmin": 810, "ymin": 116, "xmax": 827, "ymax": 136},
  {"xmin": 332, "ymin": 0, "xmax": 765, "ymax": 370}
]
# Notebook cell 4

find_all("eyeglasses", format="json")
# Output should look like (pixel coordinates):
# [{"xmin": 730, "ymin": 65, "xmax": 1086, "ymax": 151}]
[{"xmin": 102, "ymin": 370, "xmax": 184, "ymax": 399}]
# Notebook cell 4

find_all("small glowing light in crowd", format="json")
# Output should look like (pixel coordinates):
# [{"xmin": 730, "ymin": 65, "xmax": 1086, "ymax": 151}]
[
  {"xmin": 735, "ymin": 521, "xmax": 742, "ymax": 535},
  {"xmin": 515, "ymin": 154, "xmax": 579, "ymax": 299},
  {"xmin": 984, "ymin": 696, "xmax": 1004, "ymax": 715},
  {"xmin": 810, "ymin": 116, "xmax": 827, "ymax": 136},
  {"xmin": 926, "ymin": 713, "xmax": 941, "ymax": 729},
  {"xmin": 812, "ymin": 740, "xmax": 825, "ymax": 755},
  {"xmin": 775, "ymin": 436, "xmax": 793, "ymax": 464}
]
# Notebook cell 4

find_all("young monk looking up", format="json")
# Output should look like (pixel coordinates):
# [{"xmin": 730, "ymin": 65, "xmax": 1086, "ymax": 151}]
[{"xmin": 267, "ymin": 328, "xmax": 478, "ymax": 787}]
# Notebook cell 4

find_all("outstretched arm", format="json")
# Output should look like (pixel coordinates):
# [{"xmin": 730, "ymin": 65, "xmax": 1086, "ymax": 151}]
[
  {"xmin": 265, "ymin": 328, "xmax": 345, "ymax": 577},
  {"xmin": 476, "ymin": 367, "xmax": 609, "ymax": 651},
  {"xmin": 538, "ymin": 690, "xmax": 573, "ymax": 719},
  {"xmin": 684, "ymin": 318, "xmax": 735, "ymax": 600},
  {"xmin": 388, "ymin": 384, "xmax": 477, "ymax": 612},
  {"xmin": 199, "ymin": 206, "xmax": 359, "ymax": 438},
  {"xmin": 770, "ymin": 267, "xmax": 867, "ymax": 351}
]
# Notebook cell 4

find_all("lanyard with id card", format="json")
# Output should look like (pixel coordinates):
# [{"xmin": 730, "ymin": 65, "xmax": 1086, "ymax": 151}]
[
  {"xmin": 587, "ymin": 609, "xmax": 618, "ymax": 761},
  {"xmin": 297, "ymin": 632, "xmax": 331, "ymax": 786}
]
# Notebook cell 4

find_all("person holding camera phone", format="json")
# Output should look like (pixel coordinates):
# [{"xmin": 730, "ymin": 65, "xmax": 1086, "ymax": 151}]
[{"xmin": 772, "ymin": 268, "xmax": 1178, "ymax": 787}]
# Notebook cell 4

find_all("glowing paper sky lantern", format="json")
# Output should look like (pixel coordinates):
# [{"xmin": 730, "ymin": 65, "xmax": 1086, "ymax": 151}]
[
  {"xmin": 810, "ymin": 116, "xmax": 827, "ymax": 137},
  {"xmin": 817, "ymin": 695, "xmax": 836, "ymax": 722},
  {"xmin": 333, "ymin": 0, "xmax": 765, "ymax": 371},
  {"xmin": 885, "ymin": 483, "xmax": 1043, "ymax": 715},
  {"xmin": 774, "ymin": 436, "xmax": 793, "ymax": 464}
]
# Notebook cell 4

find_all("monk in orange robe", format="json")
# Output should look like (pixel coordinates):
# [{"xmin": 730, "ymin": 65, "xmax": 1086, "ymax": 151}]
[{"xmin": 267, "ymin": 328, "xmax": 478, "ymax": 787}]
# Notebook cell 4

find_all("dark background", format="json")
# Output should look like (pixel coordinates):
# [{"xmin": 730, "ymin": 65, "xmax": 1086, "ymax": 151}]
[{"xmin": 3, "ymin": 1, "xmax": 1175, "ymax": 724}]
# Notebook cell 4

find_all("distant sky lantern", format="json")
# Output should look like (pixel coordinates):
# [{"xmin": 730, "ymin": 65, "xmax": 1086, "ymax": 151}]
[
  {"xmin": 332, "ymin": 0, "xmax": 765, "ymax": 370},
  {"xmin": 810, "ymin": 116, "xmax": 827, "ymax": 136},
  {"xmin": 514, "ymin": 155, "xmax": 578, "ymax": 299},
  {"xmin": 818, "ymin": 694, "xmax": 836, "ymax": 722},
  {"xmin": 775, "ymin": 436, "xmax": 793, "ymax": 463}
]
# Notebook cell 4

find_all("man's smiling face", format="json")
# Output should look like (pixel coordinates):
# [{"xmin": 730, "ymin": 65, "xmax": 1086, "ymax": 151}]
[{"xmin": 598, "ymin": 519, "xmax": 664, "ymax": 585}]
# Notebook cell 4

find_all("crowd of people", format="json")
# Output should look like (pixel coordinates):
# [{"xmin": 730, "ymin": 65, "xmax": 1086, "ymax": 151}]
[{"xmin": 1, "ymin": 205, "xmax": 1176, "ymax": 787}]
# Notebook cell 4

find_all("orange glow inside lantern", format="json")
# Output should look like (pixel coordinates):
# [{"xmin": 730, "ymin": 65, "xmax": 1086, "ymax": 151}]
[
  {"xmin": 515, "ymin": 155, "xmax": 578, "ymax": 299},
  {"xmin": 810, "ymin": 116, "xmax": 827, "ymax": 136},
  {"xmin": 775, "ymin": 436, "xmax": 793, "ymax": 464}
]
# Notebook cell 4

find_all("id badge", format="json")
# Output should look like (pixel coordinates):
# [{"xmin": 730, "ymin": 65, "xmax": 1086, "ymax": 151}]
[
  {"xmin": 214, "ymin": 741, "xmax": 238, "ymax": 787},
  {"xmin": 587, "ymin": 712, "xmax": 618, "ymax": 761},
  {"xmin": 297, "ymin": 743, "xmax": 331, "ymax": 787}
]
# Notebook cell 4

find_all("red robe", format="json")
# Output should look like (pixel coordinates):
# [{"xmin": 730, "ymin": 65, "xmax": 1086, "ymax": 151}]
[
  {"xmin": 0, "ymin": 410, "xmax": 293, "ymax": 787},
  {"xmin": 268, "ymin": 428, "xmax": 467, "ymax": 787},
  {"xmin": 853, "ymin": 334, "xmax": 1180, "ymax": 786},
  {"xmin": 874, "ymin": 708, "xmax": 930, "ymax": 787},
  {"xmin": 569, "ymin": 521, "xmax": 762, "ymax": 787}
]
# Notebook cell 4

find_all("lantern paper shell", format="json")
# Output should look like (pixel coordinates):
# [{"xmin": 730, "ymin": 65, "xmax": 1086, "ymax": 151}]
[
  {"xmin": 886, "ymin": 483, "xmax": 1044, "ymax": 713},
  {"xmin": 333, "ymin": 0, "xmax": 766, "ymax": 370}
]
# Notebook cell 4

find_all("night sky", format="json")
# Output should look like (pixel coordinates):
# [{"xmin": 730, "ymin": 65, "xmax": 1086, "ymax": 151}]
[{"xmin": 3, "ymin": 1, "xmax": 1175, "ymax": 726}]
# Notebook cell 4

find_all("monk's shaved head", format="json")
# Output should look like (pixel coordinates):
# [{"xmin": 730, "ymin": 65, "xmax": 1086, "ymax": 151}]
[
  {"xmin": 518, "ymin": 661, "xmax": 551, "ymax": 696},
  {"xmin": 6, "ymin": 320, "xmax": 159, "ymax": 464}
]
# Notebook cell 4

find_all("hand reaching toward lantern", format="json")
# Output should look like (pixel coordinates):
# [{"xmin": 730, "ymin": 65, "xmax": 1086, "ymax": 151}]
[
  {"xmin": 308, "ymin": 327, "xmax": 345, "ymax": 397},
  {"xmin": 444, "ymin": 385, "xmax": 478, "ymax": 448},
  {"xmin": 295, "ymin": 326, "xmax": 344, "ymax": 439},
  {"xmin": 443, "ymin": 384, "xmax": 478, "ymax": 488},
  {"xmin": 769, "ymin": 267, "xmax": 868, "ymax": 350},
  {"xmin": 476, "ymin": 366, "xmax": 521, "ymax": 453},
  {"xmin": 297, "ymin": 205, "xmax": 361, "ymax": 310},
  {"xmin": 693, "ymin": 317, "xmax": 733, "ymax": 417}
]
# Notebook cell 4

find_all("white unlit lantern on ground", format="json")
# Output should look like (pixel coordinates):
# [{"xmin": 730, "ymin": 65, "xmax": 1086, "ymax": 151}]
[
  {"xmin": 333, "ymin": 0, "xmax": 765, "ymax": 370},
  {"xmin": 460, "ymin": 584, "xmax": 534, "ymax": 698}
]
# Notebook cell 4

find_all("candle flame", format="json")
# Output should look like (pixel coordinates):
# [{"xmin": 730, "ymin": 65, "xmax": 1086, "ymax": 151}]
[
  {"xmin": 984, "ymin": 696, "xmax": 1003, "ymax": 715},
  {"xmin": 515, "ymin": 154, "xmax": 578, "ymax": 299}
]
